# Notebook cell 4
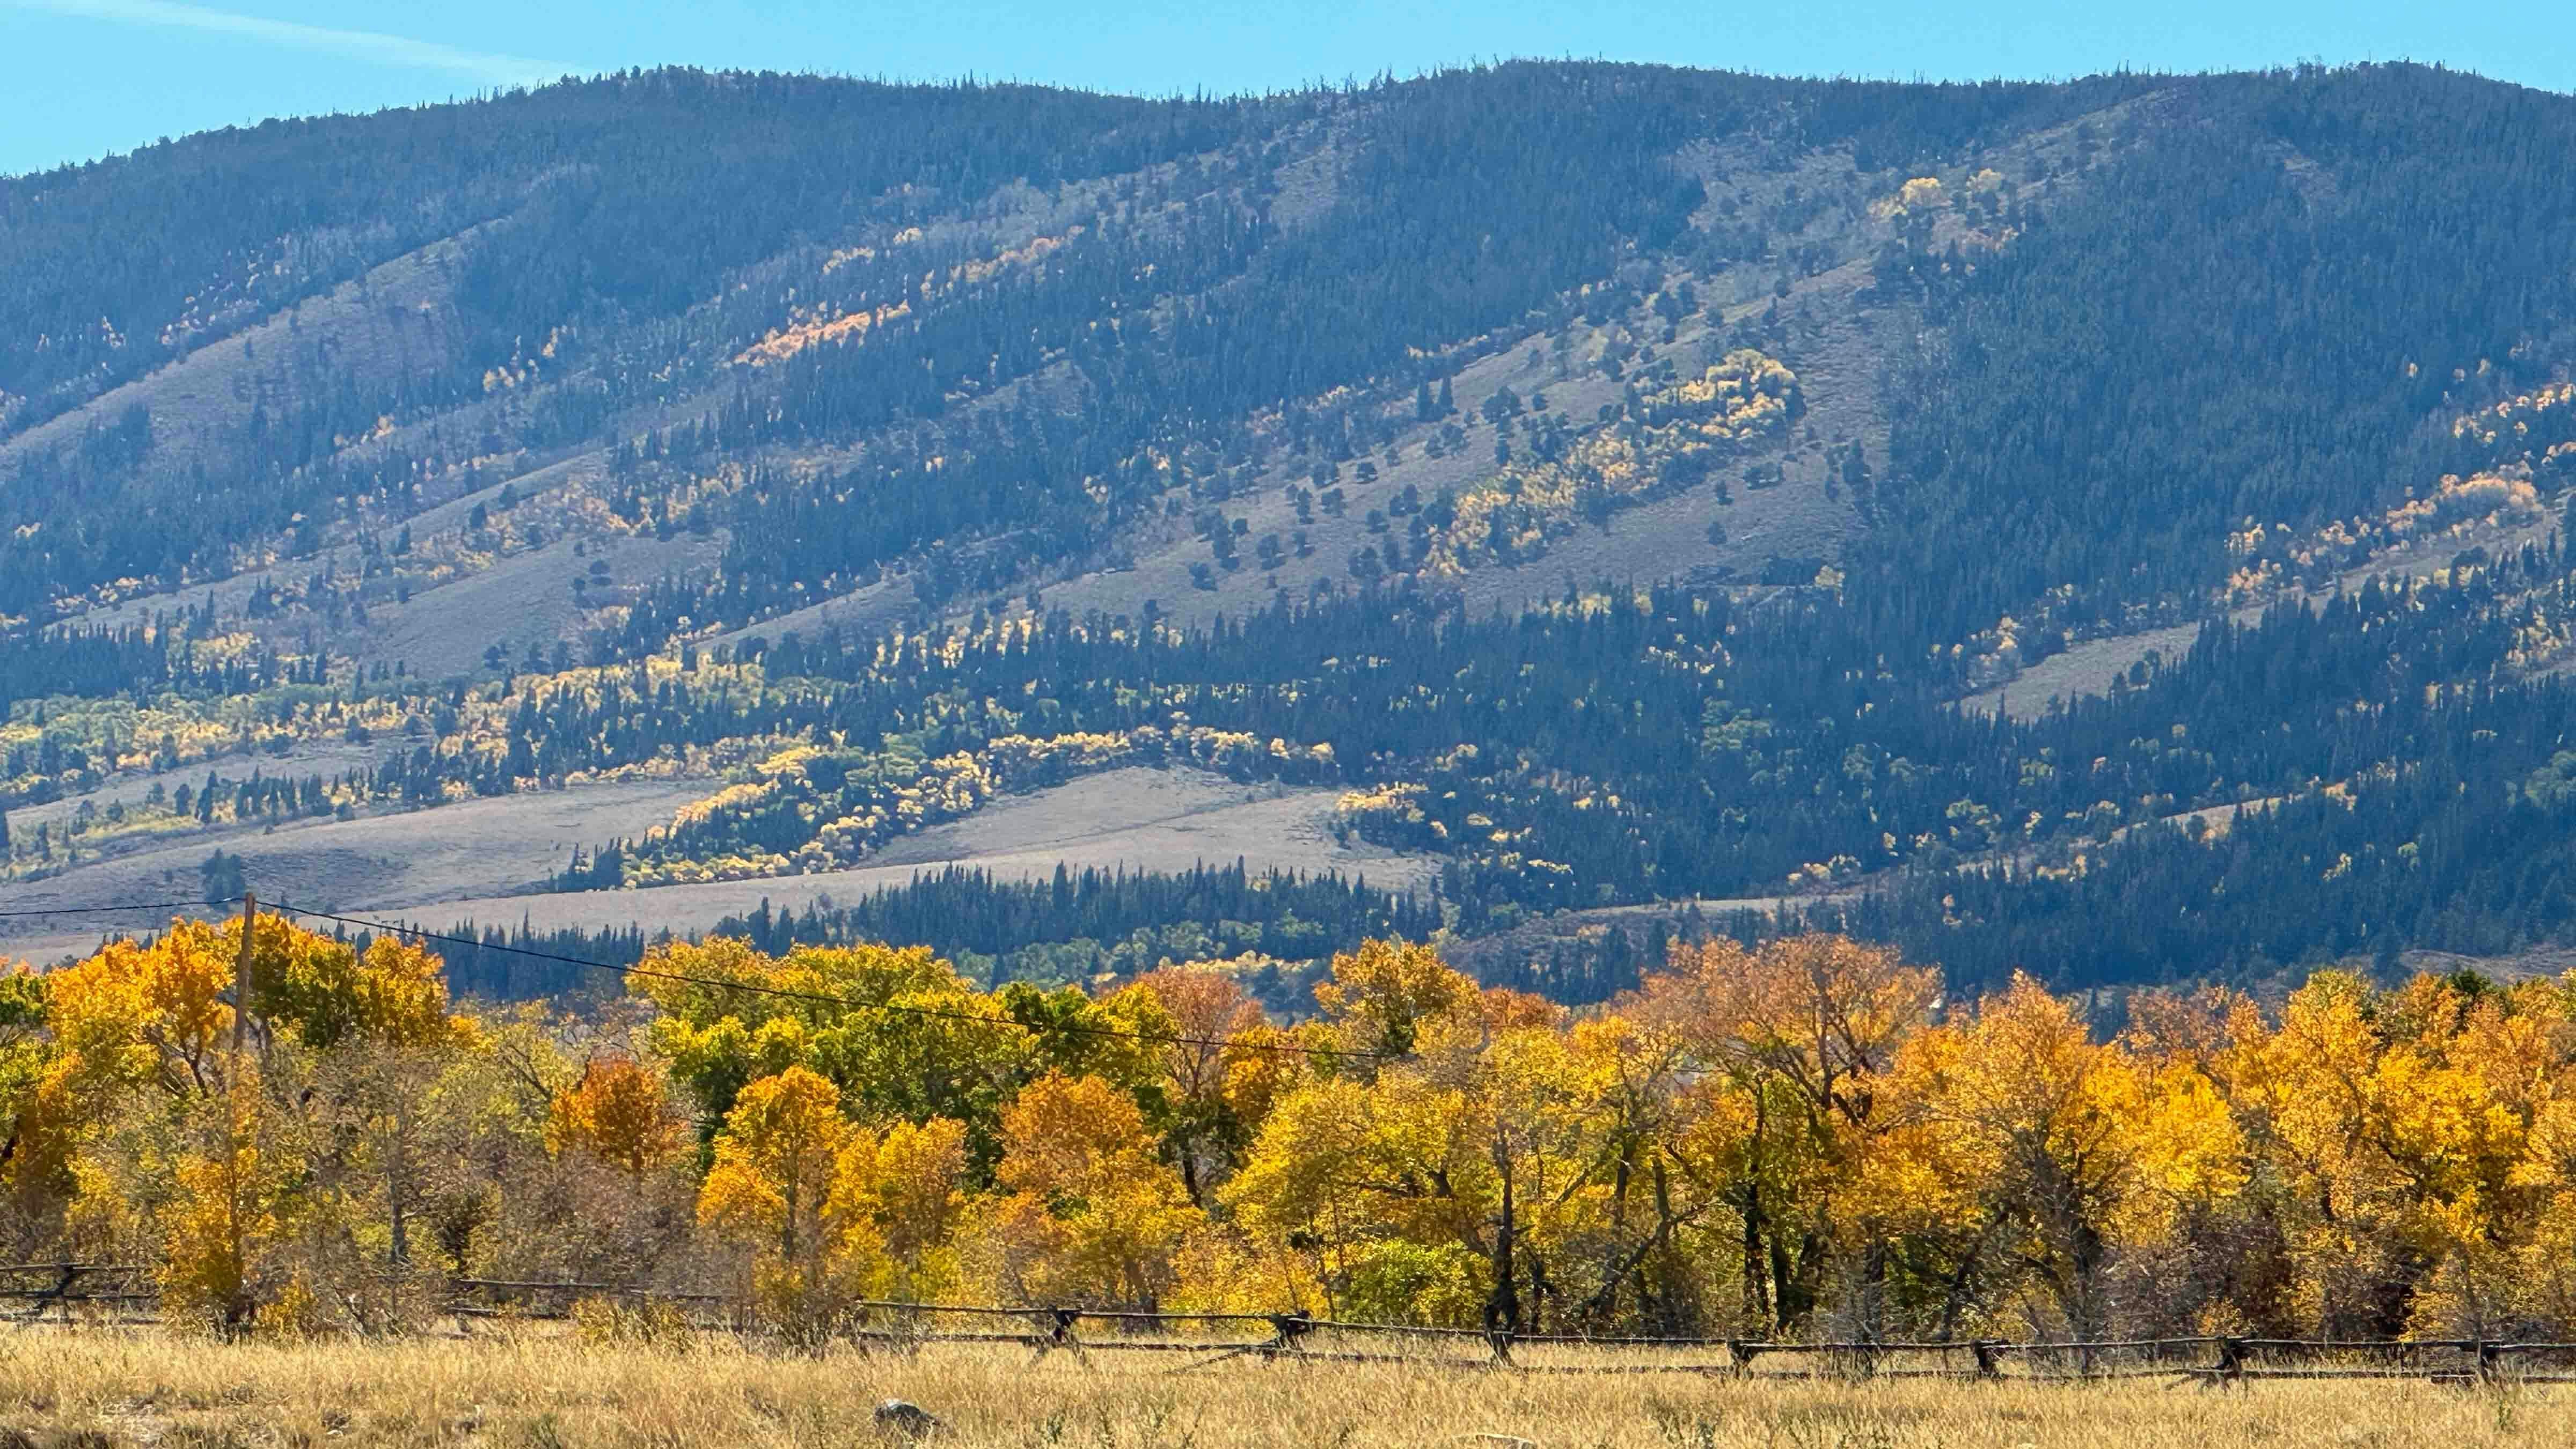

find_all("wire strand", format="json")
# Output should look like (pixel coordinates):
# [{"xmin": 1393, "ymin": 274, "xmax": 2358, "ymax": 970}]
[
  {"xmin": 266, "ymin": 902, "xmax": 1389, "ymax": 1062},
  {"xmin": 0, "ymin": 898, "xmax": 239, "ymax": 920}
]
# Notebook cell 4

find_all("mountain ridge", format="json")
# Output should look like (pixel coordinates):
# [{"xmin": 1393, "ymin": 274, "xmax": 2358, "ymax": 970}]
[{"xmin": 8, "ymin": 61, "xmax": 2576, "ymax": 1004}]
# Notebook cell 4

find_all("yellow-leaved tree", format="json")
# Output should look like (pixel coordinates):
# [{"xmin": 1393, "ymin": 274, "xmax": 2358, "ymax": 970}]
[
  {"xmin": 40, "ymin": 923, "xmax": 273, "ymax": 1315},
  {"xmin": 159, "ymin": 1067, "xmax": 298, "ymax": 1336},
  {"xmin": 2220, "ymin": 970, "xmax": 2545, "ymax": 1338},
  {"xmin": 1221, "ymin": 941, "xmax": 1490, "ymax": 1323},
  {"xmin": 0, "ymin": 967, "xmax": 68, "ymax": 1226},
  {"xmin": 1311, "ymin": 938, "xmax": 1482, "ymax": 1066},
  {"xmin": 1873, "ymin": 974, "xmax": 2243, "ymax": 1342},
  {"xmin": 697, "ymin": 1065, "xmax": 853, "ymax": 1335},
  {"xmin": 827, "ymin": 1115, "xmax": 971, "ymax": 1300}
]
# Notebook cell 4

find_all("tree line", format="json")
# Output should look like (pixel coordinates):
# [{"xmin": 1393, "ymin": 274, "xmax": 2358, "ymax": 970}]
[
  {"xmin": 422, "ymin": 860, "xmax": 1432, "ymax": 1008},
  {"xmin": 7, "ymin": 917, "xmax": 2574, "ymax": 1349}
]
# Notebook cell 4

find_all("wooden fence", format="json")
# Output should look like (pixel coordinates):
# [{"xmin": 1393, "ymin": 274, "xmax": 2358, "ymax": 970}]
[{"xmin": 9, "ymin": 1265, "xmax": 2575, "ymax": 1386}]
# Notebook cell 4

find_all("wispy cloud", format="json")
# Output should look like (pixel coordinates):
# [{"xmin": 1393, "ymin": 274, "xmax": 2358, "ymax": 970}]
[{"xmin": 8, "ymin": 0, "xmax": 574, "ymax": 84}]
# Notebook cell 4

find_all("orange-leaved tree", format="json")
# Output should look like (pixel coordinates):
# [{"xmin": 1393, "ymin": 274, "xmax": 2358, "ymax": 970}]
[
  {"xmin": 547, "ymin": 1054, "xmax": 683, "ymax": 1180},
  {"xmin": 975, "ymin": 1070, "xmax": 1203, "ymax": 1308}
]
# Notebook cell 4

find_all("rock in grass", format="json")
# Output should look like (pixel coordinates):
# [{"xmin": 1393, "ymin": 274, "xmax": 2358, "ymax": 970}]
[{"xmin": 875, "ymin": 1399, "xmax": 943, "ymax": 1438}]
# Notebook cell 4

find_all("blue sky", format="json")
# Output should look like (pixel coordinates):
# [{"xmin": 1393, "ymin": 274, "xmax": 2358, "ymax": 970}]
[{"xmin": 4, "ymin": 0, "xmax": 2570, "ymax": 178}]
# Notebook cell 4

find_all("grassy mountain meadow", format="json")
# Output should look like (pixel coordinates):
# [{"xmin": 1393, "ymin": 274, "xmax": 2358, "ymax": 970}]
[{"xmin": 7, "ymin": 60, "xmax": 2576, "ymax": 1003}]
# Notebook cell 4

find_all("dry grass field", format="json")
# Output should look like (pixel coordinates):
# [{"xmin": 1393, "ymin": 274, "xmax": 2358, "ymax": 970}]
[
  {"xmin": 0, "ymin": 1333, "xmax": 2562, "ymax": 1448},
  {"xmin": 0, "ymin": 766, "xmax": 1435, "ymax": 966},
  {"xmin": 0, "ymin": 777, "xmax": 714, "ymax": 962},
  {"xmin": 410, "ymin": 766, "xmax": 1435, "ymax": 941}
]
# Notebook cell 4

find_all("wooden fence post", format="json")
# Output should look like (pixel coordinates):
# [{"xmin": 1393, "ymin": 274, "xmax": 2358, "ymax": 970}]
[
  {"xmin": 1036, "ymin": 1306, "xmax": 1089, "ymax": 1367},
  {"xmin": 1262, "ymin": 1311, "xmax": 1314, "ymax": 1363},
  {"xmin": 2214, "ymin": 1337, "xmax": 2246, "ymax": 1390}
]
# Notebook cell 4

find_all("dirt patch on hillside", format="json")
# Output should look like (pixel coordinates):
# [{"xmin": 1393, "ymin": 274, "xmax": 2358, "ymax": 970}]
[
  {"xmin": 6, "ymin": 740, "xmax": 385, "ymax": 836},
  {"xmin": 1441, "ymin": 891, "xmax": 1854, "ymax": 984},
  {"xmin": 357, "ymin": 528, "xmax": 723, "ymax": 680},
  {"xmin": 0, "ymin": 778, "xmax": 712, "ymax": 962},
  {"xmin": 702, "ymin": 573, "xmax": 915, "ymax": 655},
  {"xmin": 1957, "ymin": 622, "xmax": 2204, "ymax": 720},
  {"xmin": 398, "ymin": 767, "xmax": 1436, "ymax": 941}
]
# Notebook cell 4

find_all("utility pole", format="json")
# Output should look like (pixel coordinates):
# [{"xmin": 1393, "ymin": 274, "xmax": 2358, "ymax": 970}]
[{"xmin": 231, "ymin": 891, "xmax": 257, "ymax": 1055}]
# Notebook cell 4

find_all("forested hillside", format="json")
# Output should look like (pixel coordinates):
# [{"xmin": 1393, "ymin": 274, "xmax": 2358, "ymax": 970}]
[{"xmin": 9, "ymin": 60, "xmax": 2576, "ymax": 1004}]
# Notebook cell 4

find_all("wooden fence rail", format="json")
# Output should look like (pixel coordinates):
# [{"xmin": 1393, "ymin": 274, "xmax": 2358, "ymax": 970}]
[{"xmin": 8, "ymin": 1267, "xmax": 2576, "ymax": 1385}]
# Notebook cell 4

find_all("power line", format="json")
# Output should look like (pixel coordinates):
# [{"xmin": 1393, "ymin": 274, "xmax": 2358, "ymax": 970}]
[
  {"xmin": 0, "ymin": 898, "xmax": 238, "ymax": 920},
  {"xmin": 266, "ymin": 902, "xmax": 1390, "ymax": 1063}
]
